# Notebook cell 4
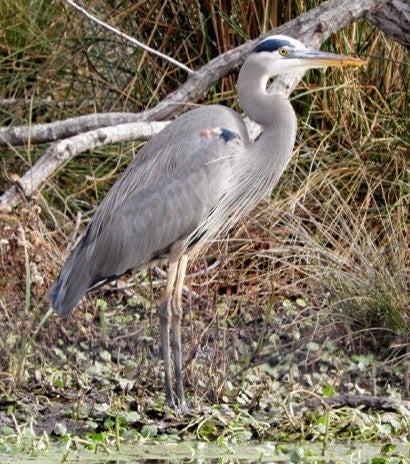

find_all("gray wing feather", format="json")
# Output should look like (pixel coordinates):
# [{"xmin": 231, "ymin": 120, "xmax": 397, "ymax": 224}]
[
  {"xmin": 89, "ymin": 105, "xmax": 248, "ymax": 240},
  {"xmin": 87, "ymin": 134, "xmax": 237, "ymax": 277},
  {"xmin": 50, "ymin": 105, "xmax": 246, "ymax": 316}
]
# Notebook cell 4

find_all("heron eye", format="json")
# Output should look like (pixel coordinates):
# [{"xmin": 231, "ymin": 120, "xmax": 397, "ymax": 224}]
[{"xmin": 278, "ymin": 48, "xmax": 288, "ymax": 56}]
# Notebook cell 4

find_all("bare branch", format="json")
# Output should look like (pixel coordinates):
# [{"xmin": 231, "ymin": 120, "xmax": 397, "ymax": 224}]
[
  {"xmin": 366, "ymin": 0, "xmax": 410, "ymax": 46},
  {"xmin": 63, "ymin": 0, "xmax": 193, "ymax": 75},
  {"xmin": 0, "ymin": 113, "xmax": 143, "ymax": 146},
  {"xmin": 0, "ymin": 122, "xmax": 168, "ymax": 210}
]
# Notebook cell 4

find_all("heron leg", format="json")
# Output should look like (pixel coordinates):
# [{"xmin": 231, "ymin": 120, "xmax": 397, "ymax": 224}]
[
  {"xmin": 158, "ymin": 259, "xmax": 178, "ymax": 407},
  {"xmin": 171, "ymin": 254, "xmax": 188, "ymax": 411}
]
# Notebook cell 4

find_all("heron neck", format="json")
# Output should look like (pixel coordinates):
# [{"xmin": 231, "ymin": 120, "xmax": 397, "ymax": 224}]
[
  {"xmin": 237, "ymin": 58, "xmax": 295, "ymax": 129},
  {"xmin": 237, "ymin": 58, "xmax": 297, "ymax": 185}
]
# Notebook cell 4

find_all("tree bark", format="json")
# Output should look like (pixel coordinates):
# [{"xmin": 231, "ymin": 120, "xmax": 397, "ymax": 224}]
[
  {"xmin": 367, "ymin": 0, "xmax": 410, "ymax": 47},
  {"xmin": 296, "ymin": 393, "xmax": 410, "ymax": 414},
  {"xmin": 0, "ymin": 113, "xmax": 144, "ymax": 147},
  {"xmin": 0, "ymin": 0, "xmax": 390, "ymax": 210}
]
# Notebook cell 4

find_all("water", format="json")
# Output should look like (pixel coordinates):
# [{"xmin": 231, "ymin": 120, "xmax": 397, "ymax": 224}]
[{"xmin": 1, "ymin": 440, "xmax": 408, "ymax": 463}]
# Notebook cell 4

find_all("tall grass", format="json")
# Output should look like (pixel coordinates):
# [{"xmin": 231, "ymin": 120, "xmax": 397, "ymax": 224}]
[{"xmin": 0, "ymin": 0, "xmax": 408, "ymax": 360}]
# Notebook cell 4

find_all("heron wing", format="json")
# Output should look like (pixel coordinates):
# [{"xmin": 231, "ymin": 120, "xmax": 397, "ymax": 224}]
[
  {"xmin": 50, "ymin": 115, "xmax": 245, "ymax": 316},
  {"xmin": 89, "ymin": 105, "xmax": 248, "ymax": 240},
  {"xmin": 86, "ymin": 129, "xmax": 242, "ymax": 277}
]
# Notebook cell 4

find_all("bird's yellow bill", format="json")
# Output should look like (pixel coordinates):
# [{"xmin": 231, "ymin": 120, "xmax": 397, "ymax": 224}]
[
  {"xmin": 294, "ymin": 49, "xmax": 366, "ymax": 67},
  {"xmin": 313, "ymin": 55, "xmax": 366, "ymax": 67}
]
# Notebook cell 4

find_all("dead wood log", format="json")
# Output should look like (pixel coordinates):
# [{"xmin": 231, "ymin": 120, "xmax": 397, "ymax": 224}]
[
  {"xmin": 300, "ymin": 393, "xmax": 410, "ymax": 413},
  {"xmin": 367, "ymin": 0, "xmax": 410, "ymax": 47}
]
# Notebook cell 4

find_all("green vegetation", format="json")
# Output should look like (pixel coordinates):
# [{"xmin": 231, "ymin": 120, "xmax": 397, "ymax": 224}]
[{"xmin": 0, "ymin": 0, "xmax": 408, "ymax": 460}]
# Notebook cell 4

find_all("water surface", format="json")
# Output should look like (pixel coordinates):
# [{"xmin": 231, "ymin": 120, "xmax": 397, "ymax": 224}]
[{"xmin": 1, "ymin": 440, "xmax": 408, "ymax": 463}]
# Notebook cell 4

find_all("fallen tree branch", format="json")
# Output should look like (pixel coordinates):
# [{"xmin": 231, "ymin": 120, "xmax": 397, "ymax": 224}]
[
  {"xmin": 0, "ymin": 121, "xmax": 167, "ymax": 209},
  {"xmin": 367, "ymin": 0, "xmax": 410, "ymax": 46},
  {"xmin": 298, "ymin": 393, "xmax": 410, "ymax": 413},
  {"xmin": 0, "ymin": 113, "xmax": 143, "ymax": 146}
]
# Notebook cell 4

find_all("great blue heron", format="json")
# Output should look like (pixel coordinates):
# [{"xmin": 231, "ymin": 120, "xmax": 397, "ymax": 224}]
[{"xmin": 49, "ymin": 35, "xmax": 364, "ymax": 410}]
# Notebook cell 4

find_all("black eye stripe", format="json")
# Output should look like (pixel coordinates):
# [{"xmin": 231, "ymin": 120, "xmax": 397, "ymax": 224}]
[{"xmin": 253, "ymin": 38, "xmax": 293, "ymax": 53}]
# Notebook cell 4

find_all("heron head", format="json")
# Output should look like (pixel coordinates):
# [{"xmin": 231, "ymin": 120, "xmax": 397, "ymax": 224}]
[{"xmin": 252, "ymin": 35, "xmax": 366, "ymax": 75}]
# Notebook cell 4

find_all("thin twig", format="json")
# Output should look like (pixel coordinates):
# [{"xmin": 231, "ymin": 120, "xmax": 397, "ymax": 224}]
[{"xmin": 63, "ymin": 0, "xmax": 193, "ymax": 75}]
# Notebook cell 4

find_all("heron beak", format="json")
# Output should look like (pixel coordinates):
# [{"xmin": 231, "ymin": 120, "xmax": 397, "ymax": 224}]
[{"xmin": 292, "ymin": 49, "xmax": 366, "ymax": 68}]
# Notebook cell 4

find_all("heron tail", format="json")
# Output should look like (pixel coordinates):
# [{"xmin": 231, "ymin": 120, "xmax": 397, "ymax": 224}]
[{"xmin": 48, "ymin": 243, "xmax": 92, "ymax": 317}]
